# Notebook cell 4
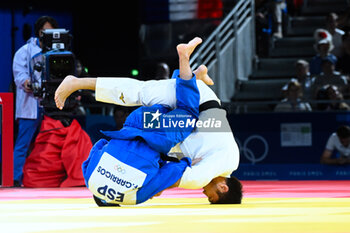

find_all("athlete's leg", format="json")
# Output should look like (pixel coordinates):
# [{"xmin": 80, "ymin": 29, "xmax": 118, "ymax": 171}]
[
  {"xmin": 160, "ymin": 37, "xmax": 203, "ymax": 147},
  {"xmin": 174, "ymin": 37, "xmax": 202, "ymax": 116},
  {"xmin": 194, "ymin": 65, "xmax": 214, "ymax": 86},
  {"xmin": 177, "ymin": 37, "xmax": 202, "ymax": 80},
  {"xmin": 55, "ymin": 76, "xmax": 96, "ymax": 110},
  {"xmin": 55, "ymin": 38, "xmax": 214, "ymax": 110}
]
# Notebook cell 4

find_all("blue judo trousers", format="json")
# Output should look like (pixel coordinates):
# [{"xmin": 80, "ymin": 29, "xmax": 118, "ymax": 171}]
[{"xmin": 82, "ymin": 71, "xmax": 199, "ymax": 205}]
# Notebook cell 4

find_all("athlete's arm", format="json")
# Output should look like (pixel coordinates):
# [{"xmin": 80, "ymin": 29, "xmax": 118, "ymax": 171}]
[
  {"xmin": 136, "ymin": 158, "xmax": 191, "ymax": 204},
  {"xmin": 320, "ymin": 149, "xmax": 350, "ymax": 165},
  {"xmin": 179, "ymin": 152, "xmax": 235, "ymax": 189},
  {"xmin": 320, "ymin": 149, "xmax": 335, "ymax": 164}
]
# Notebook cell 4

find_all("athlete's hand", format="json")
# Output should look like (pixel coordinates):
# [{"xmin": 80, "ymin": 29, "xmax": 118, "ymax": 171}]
[
  {"xmin": 192, "ymin": 157, "xmax": 202, "ymax": 165},
  {"xmin": 337, "ymin": 157, "xmax": 349, "ymax": 165},
  {"xmin": 150, "ymin": 191, "xmax": 163, "ymax": 199}
]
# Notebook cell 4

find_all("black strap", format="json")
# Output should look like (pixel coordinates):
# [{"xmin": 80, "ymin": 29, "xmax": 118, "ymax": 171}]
[
  {"xmin": 199, "ymin": 100, "xmax": 221, "ymax": 112},
  {"xmin": 160, "ymin": 153, "xmax": 180, "ymax": 162},
  {"xmin": 161, "ymin": 101, "xmax": 221, "ymax": 163}
]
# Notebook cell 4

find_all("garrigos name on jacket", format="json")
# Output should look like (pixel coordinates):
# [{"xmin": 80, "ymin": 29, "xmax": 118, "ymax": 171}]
[{"xmin": 97, "ymin": 165, "xmax": 139, "ymax": 190}]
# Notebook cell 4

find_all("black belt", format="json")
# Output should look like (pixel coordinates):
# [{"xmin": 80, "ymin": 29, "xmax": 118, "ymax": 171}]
[
  {"xmin": 199, "ymin": 100, "xmax": 221, "ymax": 112},
  {"xmin": 160, "ymin": 153, "xmax": 180, "ymax": 162},
  {"xmin": 161, "ymin": 100, "xmax": 221, "ymax": 163}
]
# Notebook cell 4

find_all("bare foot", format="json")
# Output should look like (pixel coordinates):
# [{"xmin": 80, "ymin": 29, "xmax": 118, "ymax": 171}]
[
  {"xmin": 194, "ymin": 65, "xmax": 214, "ymax": 85},
  {"xmin": 55, "ymin": 75, "xmax": 78, "ymax": 110},
  {"xmin": 176, "ymin": 37, "xmax": 202, "ymax": 60}
]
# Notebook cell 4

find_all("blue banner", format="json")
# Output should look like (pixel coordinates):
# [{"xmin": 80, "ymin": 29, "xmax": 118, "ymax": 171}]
[
  {"xmin": 233, "ymin": 164, "xmax": 350, "ymax": 180},
  {"xmin": 227, "ymin": 112, "xmax": 350, "ymax": 164},
  {"xmin": 0, "ymin": 104, "xmax": 1, "ymax": 162}
]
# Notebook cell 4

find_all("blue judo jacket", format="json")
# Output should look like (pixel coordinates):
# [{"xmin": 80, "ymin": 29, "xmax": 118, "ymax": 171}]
[{"xmin": 82, "ymin": 72, "xmax": 199, "ymax": 205}]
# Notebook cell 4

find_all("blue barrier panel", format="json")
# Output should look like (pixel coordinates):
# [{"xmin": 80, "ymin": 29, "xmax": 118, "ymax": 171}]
[
  {"xmin": 233, "ymin": 164, "xmax": 350, "ymax": 180},
  {"xmin": 227, "ymin": 112, "xmax": 350, "ymax": 164},
  {"xmin": 0, "ymin": 105, "xmax": 1, "ymax": 162}
]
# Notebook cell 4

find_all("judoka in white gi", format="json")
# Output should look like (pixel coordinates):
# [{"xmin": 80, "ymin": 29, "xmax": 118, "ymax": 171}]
[{"xmin": 55, "ymin": 37, "xmax": 242, "ymax": 205}]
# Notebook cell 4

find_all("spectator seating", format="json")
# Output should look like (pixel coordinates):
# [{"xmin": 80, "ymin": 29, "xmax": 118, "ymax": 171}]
[{"xmin": 233, "ymin": 0, "xmax": 349, "ymax": 112}]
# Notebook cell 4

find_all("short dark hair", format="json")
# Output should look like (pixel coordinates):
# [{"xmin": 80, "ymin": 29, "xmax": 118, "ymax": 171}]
[
  {"xmin": 342, "ymin": 30, "xmax": 350, "ymax": 42},
  {"xmin": 34, "ymin": 16, "xmax": 58, "ymax": 37},
  {"xmin": 214, "ymin": 176, "xmax": 243, "ymax": 204},
  {"xmin": 93, "ymin": 195, "xmax": 120, "ymax": 207},
  {"xmin": 336, "ymin": 125, "xmax": 350, "ymax": 139}
]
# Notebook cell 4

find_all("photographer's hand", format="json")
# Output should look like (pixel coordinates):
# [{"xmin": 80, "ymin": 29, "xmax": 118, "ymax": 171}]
[{"xmin": 24, "ymin": 79, "xmax": 32, "ymax": 93}]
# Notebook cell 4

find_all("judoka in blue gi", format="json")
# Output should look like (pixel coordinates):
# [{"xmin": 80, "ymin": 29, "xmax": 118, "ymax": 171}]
[
  {"xmin": 83, "ymin": 74, "xmax": 199, "ymax": 205},
  {"xmin": 55, "ymin": 37, "xmax": 204, "ymax": 206}
]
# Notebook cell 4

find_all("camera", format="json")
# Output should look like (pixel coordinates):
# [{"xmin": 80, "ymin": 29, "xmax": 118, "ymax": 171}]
[{"xmin": 31, "ymin": 29, "xmax": 77, "ymax": 114}]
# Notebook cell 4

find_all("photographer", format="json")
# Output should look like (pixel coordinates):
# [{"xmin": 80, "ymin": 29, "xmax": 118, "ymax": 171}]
[{"xmin": 12, "ymin": 16, "xmax": 58, "ymax": 186}]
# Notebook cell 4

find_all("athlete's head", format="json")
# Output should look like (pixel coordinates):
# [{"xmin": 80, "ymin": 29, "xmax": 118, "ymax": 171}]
[
  {"xmin": 337, "ymin": 125, "xmax": 350, "ymax": 147},
  {"xmin": 202, "ymin": 176, "xmax": 242, "ymax": 204}
]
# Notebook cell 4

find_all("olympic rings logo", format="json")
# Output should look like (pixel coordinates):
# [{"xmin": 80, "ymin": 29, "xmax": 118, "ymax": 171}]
[
  {"xmin": 114, "ymin": 164, "xmax": 126, "ymax": 174},
  {"xmin": 236, "ymin": 135, "xmax": 269, "ymax": 164}
]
